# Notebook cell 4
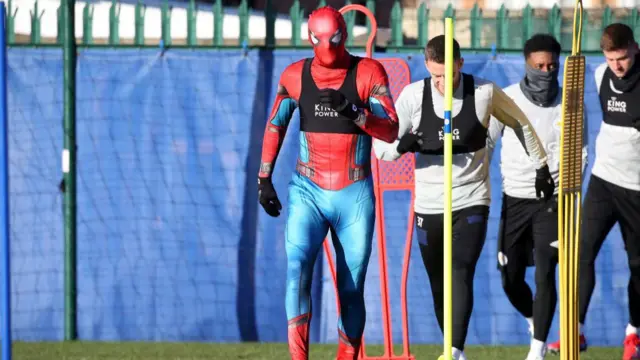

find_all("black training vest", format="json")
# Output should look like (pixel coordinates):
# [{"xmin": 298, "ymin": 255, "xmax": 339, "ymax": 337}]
[
  {"xmin": 298, "ymin": 56, "xmax": 367, "ymax": 134},
  {"xmin": 418, "ymin": 73, "xmax": 487, "ymax": 155},
  {"xmin": 598, "ymin": 67, "xmax": 640, "ymax": 128}
]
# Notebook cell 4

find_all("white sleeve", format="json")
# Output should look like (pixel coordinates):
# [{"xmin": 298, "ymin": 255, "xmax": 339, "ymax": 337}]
[
  {"xmin": 594, "ymin": 63, "xmax": 607, "ymax": 94},
  {"xmin": 582, "ymin": 104, "xmax": 589, "ymax": 173},
  {"xmin": 490, "ymin": 84, "xmax": 548, "ymax": 169},
  {"xmin": 486, "ymin": 115, "xmax": 505, "ymax": 164},
  {"xmin": 373, "ymin": 85, "xmax": 415, "ymax": 161}
]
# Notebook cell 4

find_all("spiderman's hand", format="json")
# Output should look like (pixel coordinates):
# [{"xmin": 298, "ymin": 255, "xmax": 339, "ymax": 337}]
[
  {"xmin": 318, "ymin": 88, "xmax": 361, "ymax": 121},
  {"xmin": 258, "ymin": 177, "xmax": 282, "ymax": 217}
]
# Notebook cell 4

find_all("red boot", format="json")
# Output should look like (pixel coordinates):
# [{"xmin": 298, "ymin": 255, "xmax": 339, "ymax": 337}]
[
  {"xmin": 336, "ymin": 330, "xmax": 361, "ymax": 360},
  {"xmin": 547, "ymin": 333, "xmax": 588, "ymax": 355},
  {"xmin": 288, "ymin": 313, "xmax": 311, "ymax": 360},
  {"xmin": 622, "ymin": 333, "xmax": 640, "ymax": 360}
]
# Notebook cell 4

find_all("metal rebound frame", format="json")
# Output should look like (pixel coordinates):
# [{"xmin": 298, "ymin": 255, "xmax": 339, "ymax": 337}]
[
  {"xmin": 0, "ymin": 2, "xmax": 12, "ymax": 359},
  {"xmin": 558, "ymin": 1, "xmax": 586, "ymax": 360},
  {"xmin": 321, "ymin": 4, "xmax": 414, "ymax": 360}
]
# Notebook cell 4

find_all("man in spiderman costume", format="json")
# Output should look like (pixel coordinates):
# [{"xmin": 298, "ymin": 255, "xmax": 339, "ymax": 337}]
[{"xmin": 256, "ymin": 6, "xmax": 399, "ymax": 360}]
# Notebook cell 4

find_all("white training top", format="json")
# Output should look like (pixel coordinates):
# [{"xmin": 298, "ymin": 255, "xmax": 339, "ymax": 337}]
[
  {"xmin": 591, "ymin": 63, "xmax": 640, "ymax": 191},
  {"xmin": 373, "ymin": 74, "xmax": 548, "ymax": 214},
  {"xmin": 487, "ymin": 83, "xmax": 589, "ymax": 199}
]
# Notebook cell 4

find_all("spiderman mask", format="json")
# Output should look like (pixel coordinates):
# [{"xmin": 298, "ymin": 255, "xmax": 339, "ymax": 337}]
[{"xmin": 307, "ymin": 7, "xmax": 348, "ymax": 68}]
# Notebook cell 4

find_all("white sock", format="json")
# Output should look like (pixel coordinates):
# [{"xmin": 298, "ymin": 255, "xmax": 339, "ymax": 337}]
[
  {"xmin": 529, "ymin": 339, "xmax": 546, "ymax": 357},
  {"xmin": 627, "ymin": 324, "xmax": 638, "ymax": 336},
  {"xmin": 452, "ymin": 347, "xmax": 465, "ymax": 360},
  {"xmin": 526, "ymin": 317, "xmax": 534, "ymax": 333}
]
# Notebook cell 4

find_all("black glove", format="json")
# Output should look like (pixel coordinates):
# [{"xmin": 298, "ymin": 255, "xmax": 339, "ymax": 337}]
[
  {"xmin": 258, "ymin": 177, "xmax": 282, "ymax": 217},
  {"xmin": 535, "ymin": 164, "xmax": 555, "ymax": 201},
  {"xmin": 396, "ymin": 132, "xmax": 423, "ymax": 154},
  {"xmin": 318, "ymin": 88, "xmax": 360, "ymax": 121}
]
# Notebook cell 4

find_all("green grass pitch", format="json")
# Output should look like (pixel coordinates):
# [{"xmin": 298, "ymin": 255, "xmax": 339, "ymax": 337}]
[{"xmin": 12, "ymin": 342, "xmax": 620, "ymax": 359}]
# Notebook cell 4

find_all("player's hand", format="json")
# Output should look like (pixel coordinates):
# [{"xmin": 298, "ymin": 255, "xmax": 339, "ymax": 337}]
[
  {"xmin": 535, "ymin": 164, "xmax": 555, "ymax": 201},
  {"xmin": 632, "ymin": 118, "xmax": 640, "ymax": 132},
  {"xmin": 396, "ymin": 132, "xmax": 423, "ymax": 154},
  {"xmin": 318, "ymin": 88, "xmax": 360, "ymax": 121},
  {"xmin": 258, "ymin": 177, "xmax": 282, "ymax": 217}
]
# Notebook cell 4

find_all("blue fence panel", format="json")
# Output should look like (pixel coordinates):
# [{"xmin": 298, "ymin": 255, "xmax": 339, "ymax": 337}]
[
  {"xmin": 7, "ymin": 48, "xmax": 65, "ymax": 341},
  {"xmin": 6, "ymin": 47, "xmax": 629, "ymax": 346}
]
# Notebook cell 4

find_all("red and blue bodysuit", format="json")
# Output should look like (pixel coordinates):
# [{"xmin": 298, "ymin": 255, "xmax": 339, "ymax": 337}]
[{"xmin": 256, "ymin": 6, "xmax": 399, "ymax": 360}]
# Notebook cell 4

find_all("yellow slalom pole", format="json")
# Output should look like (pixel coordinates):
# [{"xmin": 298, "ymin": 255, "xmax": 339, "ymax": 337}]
[
  {"xmin": 558, "ymin": 1, "xmax": 585, "ymax": 360},
  {"xmin": 438, "ymin": 17, "xmax": 455, "ymax": 360}
]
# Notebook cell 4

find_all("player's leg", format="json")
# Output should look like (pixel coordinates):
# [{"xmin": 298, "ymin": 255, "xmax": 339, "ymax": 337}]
[
  {"xmin": 527, "ymin": 196, "xmax": 559, "ymax": 358},
  {"xmin": 416, "ymin": 205, "xmax": 488, "ymax": 359},
  {"xmin": 578, "ymin": 176, "xmax": 617, "ymax": 327},
  {"xmin": 450, "ymin": 205, "xmax": 490, "ymax": 352},
  {"xmin": 329, "ymin": 177, "xmax": 376, "ymax": 360},
  {"xmin": 498, "ymin": 194, "xmax": 535, "ymax": 333},
  {"xmin": 548, "ymin": 175, "xmax": 616, "ymax": 354},
  {"xmin": 416, "ymin": 212, "xmax": 445, "ymax": 334},
  {"xmin": 613, "ymin": 184, "xmax": 640, "ymax": 360},
  {"xmin": 284, "ymin": 174, "xmax": 331, "ymax": 360}
]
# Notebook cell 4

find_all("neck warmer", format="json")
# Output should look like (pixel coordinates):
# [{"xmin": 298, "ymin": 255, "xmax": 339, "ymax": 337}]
[{"xmin": 519, "ymin": 64, "xmax": 559, "ymax": 107}]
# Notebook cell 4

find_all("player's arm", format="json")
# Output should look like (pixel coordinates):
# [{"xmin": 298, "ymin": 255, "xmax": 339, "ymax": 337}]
[
  {"xmin": 594, "ymin": 63, "xmax": 607, "ymax": 95},
  {"xmin": 486, "ymin": 115, "xmax": 505, "ymax": 164},
  {"xmin": 353, "ymin": 60, "xmax": 400, "ymax": 143},
  {"xmin": 583, "ymin": 64, "xmax": 605, "ymax": 168},
  {"xmin": 582, "ymin": 104, "xmax": 589, "ymax": 173},
  {"xmin": 258, "ymin": 68, "xmax": 299, "ymax": 179},
  {"xmin": 257, "ymin": 66, "xmax": 300, "ymax": 217},
  {"xmin": 490, "ymin": 84, "xmax": 548, "ymax": 169},
  {"xmin": 372, "ymin": 85, "xmax": 414, "ymax": 161}
]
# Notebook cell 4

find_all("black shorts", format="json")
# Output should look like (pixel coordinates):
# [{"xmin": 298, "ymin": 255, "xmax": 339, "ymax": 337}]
[
  {"xmin": 416, "ymin": 205, "xmax": 489, "ymax": 268},
  {"xmin": 497, "ymin": 193, "xmax": 558, "ymax": 269},
  {"xmin": 582, "ymin": 175, "xmax": 640, "ymax": 255}
]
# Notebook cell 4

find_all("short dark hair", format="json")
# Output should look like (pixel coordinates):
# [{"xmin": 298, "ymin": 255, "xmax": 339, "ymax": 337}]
[
  {"xmin": 600, "ymin": 23, "xmax": 636, "ymax": 51},
  {"xmin": 523, "ymin": 33, "xmax": 561, "ymax": 58},
  {"xmin": 425, "ymin": 35, "xmax": 461, "ymax": 63}
]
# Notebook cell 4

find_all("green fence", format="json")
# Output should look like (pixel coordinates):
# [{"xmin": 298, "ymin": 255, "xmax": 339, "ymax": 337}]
[{"xmin": 6, "ymin": 0, "xmax": 640, "ymax": 54}]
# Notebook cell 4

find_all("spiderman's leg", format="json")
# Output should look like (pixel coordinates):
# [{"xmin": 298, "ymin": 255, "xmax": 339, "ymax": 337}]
[
  {"xmin": 328, "ymin": 177, "xmax": 376, "ymax": 360},
  {"xmin": 285, "ymin": 174, "xmax": 330, "ymax": 360}
]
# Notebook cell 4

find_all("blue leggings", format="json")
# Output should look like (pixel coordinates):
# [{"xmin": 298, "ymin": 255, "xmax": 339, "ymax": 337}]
[{"xmin": 285, "ymin": 173, "xmax": 375, "ymax": 339}]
